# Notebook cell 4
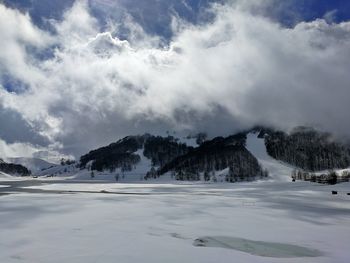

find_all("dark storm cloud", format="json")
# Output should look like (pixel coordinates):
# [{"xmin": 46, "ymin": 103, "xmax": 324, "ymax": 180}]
[{"xmin": 0, "ymin": 106, "xmax": 49, "ymax": 145}]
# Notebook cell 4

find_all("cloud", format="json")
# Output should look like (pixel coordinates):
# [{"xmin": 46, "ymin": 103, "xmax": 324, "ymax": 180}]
[
  {"xmin": 0, "ymin": 105, "xmax": 49, "ymax": 145},
  {"xmin": 0, "ymin": 136, "xmax": 72, "ymax": 163},
  {"xmin": 324, "ymin": 10, "xmax": 338, "ymax": 23},
  {"xmin": 0, "ymin": 3, "xmax": 52, "ymax": 86},
  {"xmin": 0, "ymin": 0, "xmax": 350, "ymax": 157},
  {"xmin": 0, "ymin": 138, "xmax": 44, "ymax": 159}
]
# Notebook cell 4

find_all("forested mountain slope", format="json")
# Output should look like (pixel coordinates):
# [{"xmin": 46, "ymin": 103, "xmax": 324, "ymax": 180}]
[
  {"xmin": 263, "ymin": 127, "xmax": 350, "ymax": 172},
  {"xmin": 0, "ymin": 158, "xmax": 31, "ymax": 176},
  {"xmin": 158, "ymin": 133, "xmax": 264, "ymax": 181}
]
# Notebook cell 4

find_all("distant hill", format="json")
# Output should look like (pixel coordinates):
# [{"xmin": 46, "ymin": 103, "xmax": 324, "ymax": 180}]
[
  {"xmin": 0, "ymin": 158, "xmax": 31, "ymax": 176},
  {"xmin": 7, "ymin": 157, "xmax": 57, "ymax": 173}
]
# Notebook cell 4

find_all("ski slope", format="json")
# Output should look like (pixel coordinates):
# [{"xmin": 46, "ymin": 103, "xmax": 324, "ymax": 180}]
[{"xmin": 246, "ymin": 132, "xmax": 294, "ymax": 181}]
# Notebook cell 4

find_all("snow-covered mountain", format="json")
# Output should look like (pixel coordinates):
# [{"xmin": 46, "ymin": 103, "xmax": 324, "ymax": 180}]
[
  {"xmin": 34, "ymin": 163, "xmax": 78, "ymax": 177},
  {"xmin": 77, "ymin": 133, "xmax": 265, "ymax": 182},
  {"xmin": 6, "ymin": 157, "xmax": 57, "ymax": 173},
  {"xmin": 2, "ymin": 127, "xmax": 349, "ymax": 184},
  {"xmin": 0, "ymin": 158, "xmax": 31, "ymax": 176}
]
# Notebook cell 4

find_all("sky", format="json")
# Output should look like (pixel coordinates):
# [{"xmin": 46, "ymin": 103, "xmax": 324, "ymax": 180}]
[{"xmin": 0, "ymin": 0, "xmax": 350, "ymax": 161}]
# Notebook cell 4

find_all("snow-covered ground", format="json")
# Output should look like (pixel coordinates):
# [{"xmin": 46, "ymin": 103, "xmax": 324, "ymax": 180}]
[
  {"xmin": 0, "ymin": 171, "xmax": 27, "ymax": 181},
  {"xmin": 0, "ymin": 171, "xmax": 11, "ymax": 179},
  {"xmin": 1, "ymin": 180, "xmax": 350, "ymax": 263}
]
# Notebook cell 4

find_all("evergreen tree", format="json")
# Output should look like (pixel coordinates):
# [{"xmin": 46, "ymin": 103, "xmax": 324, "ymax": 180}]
[{"xmin": 204, "ymin": 170, "xmax": 210, "ymax": 181}]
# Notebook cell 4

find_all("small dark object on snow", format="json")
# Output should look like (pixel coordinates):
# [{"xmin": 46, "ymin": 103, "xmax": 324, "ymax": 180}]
[
  {"xmin": 332, "ymin": 191, "xmax": 338, "ymax": 195},
  {"xmin": 194, "ymin": 238, "xmax": 208, "ymax": 247},
  {"xmin": 100, "ymin": 190, "xmax": 109, "ymax": 193},
  {"xmin": 347, "ymin": 193, "xmax": 350, "ymax": 196}
]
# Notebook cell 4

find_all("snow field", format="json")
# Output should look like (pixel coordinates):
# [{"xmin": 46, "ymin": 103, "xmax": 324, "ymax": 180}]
[{"xmin": 1, "ymin": 181, "xmax": 350, "ymax": 263}]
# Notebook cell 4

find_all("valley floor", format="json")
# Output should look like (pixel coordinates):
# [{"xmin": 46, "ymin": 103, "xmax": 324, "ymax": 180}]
[{"xmin": 0, "ymin": 179, "xmax": 350, "ymax": 263}]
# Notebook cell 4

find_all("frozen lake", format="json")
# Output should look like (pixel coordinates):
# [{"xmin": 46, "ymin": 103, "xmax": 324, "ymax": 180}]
[{"xmin": 0, "ymin": 179, "xmax": 350, "ymax": 263}]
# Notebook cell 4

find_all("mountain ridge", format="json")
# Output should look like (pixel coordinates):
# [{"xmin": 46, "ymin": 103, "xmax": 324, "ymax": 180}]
[{"xmin": 2, "ymin": 127, "xmax": 350, "ymax": 184}]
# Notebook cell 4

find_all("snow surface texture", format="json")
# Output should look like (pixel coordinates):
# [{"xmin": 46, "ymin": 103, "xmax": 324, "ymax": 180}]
[{"xmin": 1, "ymin": 180, "xmax": 350, "ymax": 263}]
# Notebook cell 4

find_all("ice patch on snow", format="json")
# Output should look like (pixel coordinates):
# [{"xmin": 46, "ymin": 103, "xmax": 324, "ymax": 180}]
[{"xmin": 193, "ymin": 236, "xmax": 323, "ymax": 258}]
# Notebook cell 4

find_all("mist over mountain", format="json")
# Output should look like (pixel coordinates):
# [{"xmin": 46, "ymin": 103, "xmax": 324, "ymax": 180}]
[{"xmin": 0, "ymin": 0, "xmax": 350, "ymax": 161}]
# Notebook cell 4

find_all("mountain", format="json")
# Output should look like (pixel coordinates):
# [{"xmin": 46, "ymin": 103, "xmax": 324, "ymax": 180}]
[
  {"xmin": 0, "ymin": 157, "xmax": 77, "ymax": 178},
  {"xmin": 0, "ymin": 158, "xmax": 31, "ymax": 176},
  {"xmin": 6, "ymin": 157, "xmax": 57, "ymax": 173},
  {"xmin": 3, "ymin": 126, "xmax": 348, "ymax": 183},
  {"xmin": 78, "ymin": 132, "xmax": 264, "ymax": 182},
  {"xmin": 77, "ymin": 127, "xmax": 350, "ymax": 183}
]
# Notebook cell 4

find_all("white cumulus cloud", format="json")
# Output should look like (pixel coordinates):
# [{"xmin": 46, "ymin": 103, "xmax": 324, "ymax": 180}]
[{"xmin": 1, "ymin": 0, "xmax": 350, "ymax": 157}]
